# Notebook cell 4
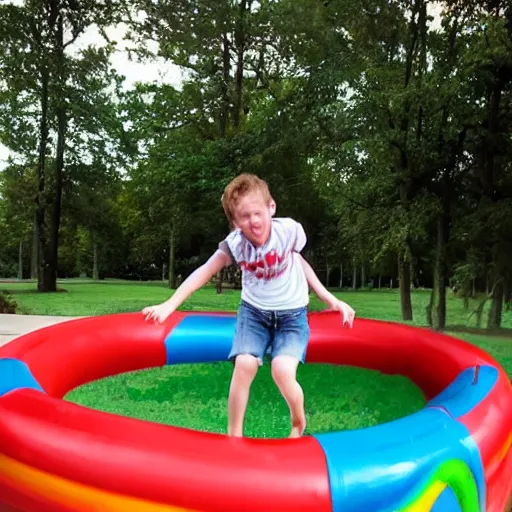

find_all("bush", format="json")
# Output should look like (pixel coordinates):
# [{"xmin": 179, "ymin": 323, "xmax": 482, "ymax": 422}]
[
  {"xmin": 0, "ymin": 291, "xmax": 17, "ymax": 313},
  {"xmin": 0, "ymin": 259, "xmax": 17, "ymax": 278}
]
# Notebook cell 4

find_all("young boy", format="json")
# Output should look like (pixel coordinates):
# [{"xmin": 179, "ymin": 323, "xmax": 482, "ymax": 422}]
[{"xmin": 142, "ymin": 173, "xmax": 355, "ymax": 438}]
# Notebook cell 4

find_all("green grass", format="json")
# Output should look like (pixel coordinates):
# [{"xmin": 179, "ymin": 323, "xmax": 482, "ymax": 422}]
[
  {"xmin": 63, "ymin": 363, "xmax": 425, "ymax": 438},
  {"xmin": 2, "ymin": 280, "xmax": 511, "ymax": 438}
]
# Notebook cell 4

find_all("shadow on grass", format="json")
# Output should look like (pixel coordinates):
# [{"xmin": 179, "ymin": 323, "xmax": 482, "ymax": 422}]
[
  {"xmin": 1, "ymin": 288, "xmax": 68, "ymax": 295},
  {"xmin": 446, "ymin": 324, "xmax": 512, "ymax": 340}
]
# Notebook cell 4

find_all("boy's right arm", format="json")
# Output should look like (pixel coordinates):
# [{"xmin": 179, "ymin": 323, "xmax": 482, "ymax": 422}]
[
  {"xmin": 299, "ymin": 255, "xmax": 355, "ymax": 327},
  {"xmin": 142, "ymin": 249, "xmax": 232, "ymax": 324}
]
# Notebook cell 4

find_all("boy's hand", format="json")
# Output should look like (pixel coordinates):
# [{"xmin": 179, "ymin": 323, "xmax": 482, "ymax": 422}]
[
  {"xmin": 142, "ymin": 303, "xmax": 174, "ymax": 324},
  {"xmin": 327, "ymin": 298, "xmax": 355, "ymax": 328}
]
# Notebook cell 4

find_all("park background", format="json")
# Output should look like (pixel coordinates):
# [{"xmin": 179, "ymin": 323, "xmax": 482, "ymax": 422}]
[{"xmin": 0, "ymin": 0, "xmax": 511, "ymax": 437}]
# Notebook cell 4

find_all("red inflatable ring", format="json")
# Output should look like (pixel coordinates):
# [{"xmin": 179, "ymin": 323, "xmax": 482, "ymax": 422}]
[{"xmin": 0, "ymin": 311, "xmax": 511, "ymax": 511}]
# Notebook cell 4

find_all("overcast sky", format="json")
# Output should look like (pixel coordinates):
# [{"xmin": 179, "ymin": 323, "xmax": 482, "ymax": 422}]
[{"xmin": 0, "ymin": 1, "xmax": 444, "ymax": 170}]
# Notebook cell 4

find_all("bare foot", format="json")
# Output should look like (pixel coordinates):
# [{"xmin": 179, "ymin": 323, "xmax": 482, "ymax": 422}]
[{"xmin": 289, "ymin": 416, "xmax": 306, "ymax": 438}]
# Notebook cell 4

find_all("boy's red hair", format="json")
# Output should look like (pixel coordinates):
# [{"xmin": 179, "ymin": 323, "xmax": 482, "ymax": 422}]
[{"xmin": 221, "ymin": 173, "xmax": 273, "ymax": 224}]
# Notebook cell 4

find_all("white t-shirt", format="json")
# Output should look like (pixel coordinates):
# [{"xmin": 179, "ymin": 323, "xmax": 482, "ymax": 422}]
[{"xmin": 219, "ymin": 217, "xmax": 309, "ymax": 310}]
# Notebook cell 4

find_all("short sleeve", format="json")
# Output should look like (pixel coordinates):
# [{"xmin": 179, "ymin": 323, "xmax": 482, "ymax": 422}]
[
  {"xmin": 218, "ymin": 241, "xmax": 234, "ymax": 264},
  {"xmin": 274, "ymin": 218, "xmax": 307, "ymax": 253},
  {"xmin": 218, "ymin": 230, "xmax": 240, "ymax": 264},
  {"xmin": 293, "ymin": 221, "xmax": 307, "ymax": 252}
]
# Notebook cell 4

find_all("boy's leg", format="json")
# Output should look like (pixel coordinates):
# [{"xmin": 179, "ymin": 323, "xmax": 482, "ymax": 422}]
[
  {"xmin": 271, "ymin": 306, "xmax": 310, "ymax": 438},
  {"xmin": 271, "ymin": 354, "xmax": 305, "ymax": 438},
  {"xmin": 228, "ymin": 354, "xmax": 259, "ymax": 437},
  {"xmin": 227, "ymin": 301, "xmax": 271, "ymax": 437}
]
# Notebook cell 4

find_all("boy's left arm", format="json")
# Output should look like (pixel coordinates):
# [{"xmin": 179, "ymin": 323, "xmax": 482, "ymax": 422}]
[{"xmin": 299, "ymin": 255, "xmax": 355, "ymax": 327}]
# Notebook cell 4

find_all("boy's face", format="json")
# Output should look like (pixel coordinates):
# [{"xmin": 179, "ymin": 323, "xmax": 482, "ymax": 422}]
[{"xmin": 232, "ymin": 190, "xmax": 276, "ymax": 247}]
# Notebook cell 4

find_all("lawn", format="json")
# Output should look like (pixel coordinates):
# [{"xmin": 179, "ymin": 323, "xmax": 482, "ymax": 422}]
[{"xmin": 2, "ymin": 280, "xmax": 511, "ymax": 438}]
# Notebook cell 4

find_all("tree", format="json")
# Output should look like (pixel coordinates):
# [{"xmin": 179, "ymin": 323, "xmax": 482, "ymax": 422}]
[
  {"xmin": 0, "ymin": 0, "xmax": 125, "ymax": 291},
  {"xmin": 0, "ymin": 163, "xmax": 38, "ymax": 279}
]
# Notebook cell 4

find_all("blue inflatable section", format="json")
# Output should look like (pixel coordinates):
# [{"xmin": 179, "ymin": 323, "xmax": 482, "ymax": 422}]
[
  {"xmin": 313, "ymin": 406, "xmax": 485, "ymax": 512},
  {"xmin": 431, "ymin": 486, "xmax": 462, "ymax": 512},
  {"xmin": 0, "ymin": 358, "xmax": 45, "ymax": 397},
  {"xmin": 428, "ymin": 365, "xmax": 498, "ymax": 418},
  {"xmin": 164, "ymin": 315, "xmax": 236, "ymax": 365}
]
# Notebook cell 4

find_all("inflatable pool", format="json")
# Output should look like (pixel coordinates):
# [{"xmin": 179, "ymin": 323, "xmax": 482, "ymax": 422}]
[{"xmin": 0, "ymin": 310, "xmax": 511, "ymax": 512}]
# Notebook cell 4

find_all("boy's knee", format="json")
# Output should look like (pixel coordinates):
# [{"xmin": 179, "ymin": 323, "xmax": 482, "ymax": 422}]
[
  {"xmin": 234, "ymin": 354, "xmax": 259, "ymax": 380},
  {"xmin": 271, "ymin": 355, "xmax": 298, "ymax": 386}
]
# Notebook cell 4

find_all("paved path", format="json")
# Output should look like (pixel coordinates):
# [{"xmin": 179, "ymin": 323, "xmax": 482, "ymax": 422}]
[{"xmin": 0, "ymin": 314, "xmax": 82, "ymax": 347}]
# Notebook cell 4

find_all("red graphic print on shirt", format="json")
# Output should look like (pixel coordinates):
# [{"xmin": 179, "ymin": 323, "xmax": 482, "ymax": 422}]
[{"xmin": 240, "ymin": 249, "xmax": 288, "ymax": 281}]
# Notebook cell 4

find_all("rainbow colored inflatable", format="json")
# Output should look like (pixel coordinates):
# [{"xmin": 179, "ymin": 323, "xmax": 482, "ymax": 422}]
[{"xmin": 0, "ymin": 310, "xmax": 511, "ymax": 511}]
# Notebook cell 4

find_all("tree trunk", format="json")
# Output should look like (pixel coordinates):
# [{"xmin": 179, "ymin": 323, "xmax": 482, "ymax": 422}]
[
  {"xmin": 339, "ymin": 262, "xmax": 343, "ymax": 288},
  {"xmin": 392, "ymin": 2, "xmax": 424, "ymax": 317},
  {"xmin": 40, "ymin": 262, "xmax": 56, "ymax": 291},
  {"xmin": 488, "ymin": 278, "xmax": 504, "ymax": 329},
  {"xmin": 398, "ymin": 255, "xmax": 413, "ymax": 321},
  {"xmin": 44, "ymin": 13, "xmax": 66, "ymax": 292},
  {"xmin": 463, "ymin": 294, "xmax": 469, "ymax": 311},
  {"xmin": 219, "ymin": 32, "xmax": 230, "ymax": 137},
  {"xmin": 430, "ymin": 198, "xmax": 450, "ymax": 330},
  {"xmin": 361, "ymin": 265, "xmax": 366, "ymax": 288},
  {"xmin": 429, "ymin": 16, "xmax": 464, "ymax": 327},
  {"xmin": 378, "ymin": 275, "xmax": 382, "ymax": 289},
  {"xmin": 31, "ymin": 215, "xmax": 38, "ymax": 279},
  {"xmin": 18, "ymin": 241, "xmax": 23, "ymax": 280},
  {"xmin": 326, "ymin": 263, "xmax": 331, "ymax": 288},
  {"xmin": 430, "ymin": 222, "xmax": 447, "ymax": 330},
  {"xmin": 232, "ymin": 0, "xmax": 247, "ymax": 130},
  {"xmin": 504, "ymin": 278, "xmax": 511, "ymax": 312},
  {"xmin": 168, "ymin": 229, "xmax": 175, "ymax": 289},
  {"xmin": 37, "ymin": 6, "xmax": 66, "ymax": 293},
  {"xmin": 92, "ymin": 243, "xmax": 99, "ymax": 280},
  {"xmin": 352, "ymin": 264, "xmax": 357, "ymax": 290},
  {"xmin": 35, "ymin": 63, "xmax": 50, "ymax": 292},
  {"xmin": 481, "ymin": 65, "xmax": 505, "ymax": 327},
  {"xmin": 215, "ymin": 271, "xmax": 223, "ymax": 294}
]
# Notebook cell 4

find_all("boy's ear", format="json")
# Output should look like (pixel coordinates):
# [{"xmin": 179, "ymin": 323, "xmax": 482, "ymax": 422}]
[{"xmin": 269, "ymin": 200, "xmax": 276, "ymax": 216}]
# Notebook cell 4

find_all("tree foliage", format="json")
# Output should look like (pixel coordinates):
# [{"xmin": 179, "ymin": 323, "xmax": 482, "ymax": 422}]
[{"xmin": 1, "ymin": 0, "xmax": 511, "ymax": 329}]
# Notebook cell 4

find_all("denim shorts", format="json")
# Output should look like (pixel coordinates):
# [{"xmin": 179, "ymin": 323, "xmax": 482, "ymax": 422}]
[{"xmin": 228, "ymin": 300, "xmax": 310, "ymax": 365}]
